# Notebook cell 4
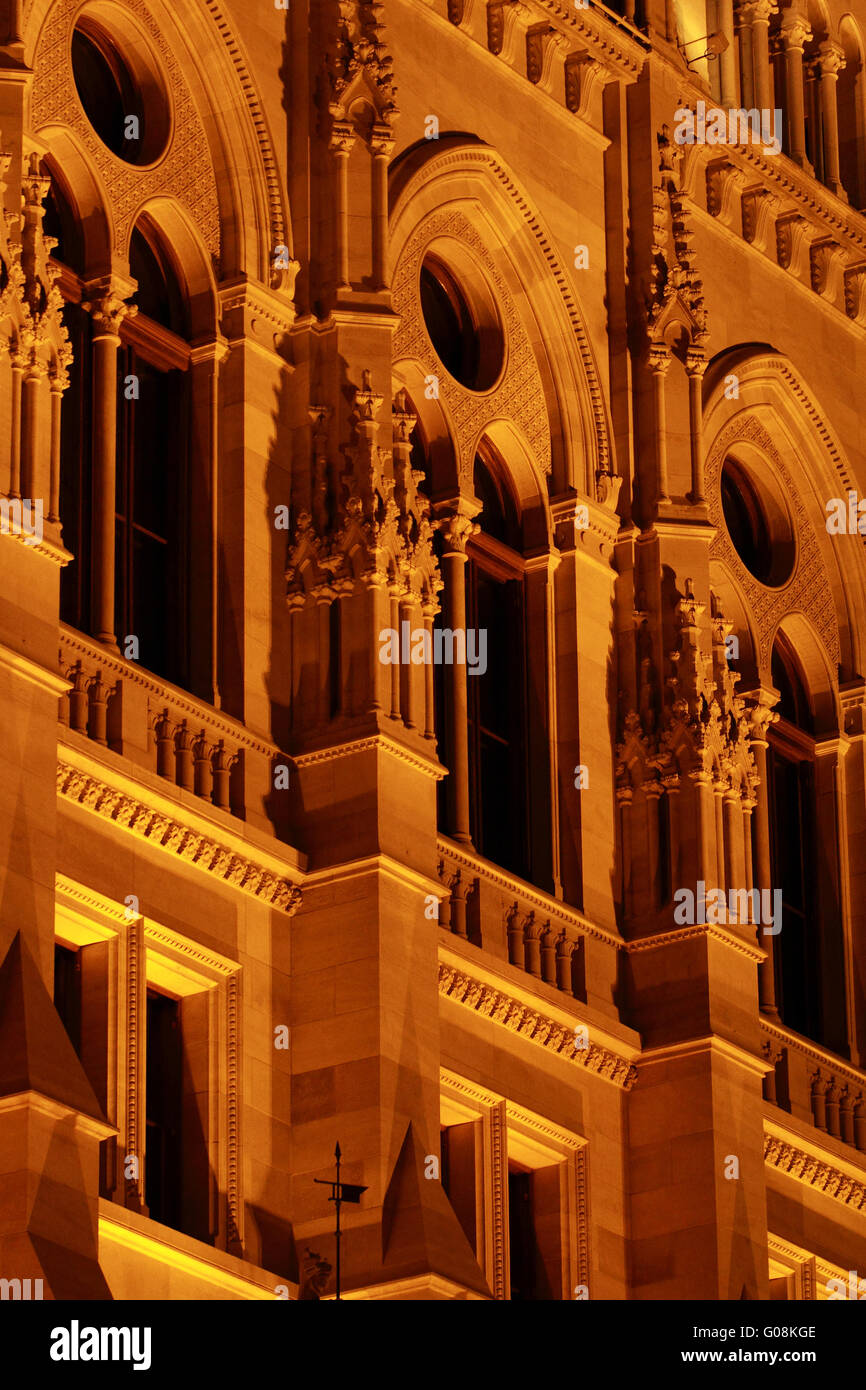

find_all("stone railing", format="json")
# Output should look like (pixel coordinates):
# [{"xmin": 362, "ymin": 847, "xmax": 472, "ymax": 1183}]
[
  {"xmin": 58, "ymin": 626, "xmax": 283, "ymax": 822},
  {"xmin": 761, "ymin": 1019, "xmax": 866, "ymax": 1157},
  {"xmin": 436, "ymin": 836, "xmax": 620, "ymax": 1013}
]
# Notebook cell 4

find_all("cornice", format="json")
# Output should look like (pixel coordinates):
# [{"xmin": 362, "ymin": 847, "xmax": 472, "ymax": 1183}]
[
  {"xmin": 57, "ymin": 744, "xmax": 303, "ymax": 913},
  {"xmin": 0, "ymin": 640, "xmax": 70, "ymax": 695},
  {"xmin": 438, "ymin": 960, "xmax": 638, "ymax": 1090},
  {"xmin": 293, "ymin": 732, "xmax": 445, "ymax": 781},
  {"xmin": 624, "ymin": 920, "xmax": 767, "ymax": 962},
  {"xmin": 764, "ymin": 1125, "xmax": 866, "ymax": 1212}
]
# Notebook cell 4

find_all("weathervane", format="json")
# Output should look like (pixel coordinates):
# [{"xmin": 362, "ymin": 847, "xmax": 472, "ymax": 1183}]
[{"xmin": 313, "ymin": 1142, "xmax": 368, "ymax": 1300}]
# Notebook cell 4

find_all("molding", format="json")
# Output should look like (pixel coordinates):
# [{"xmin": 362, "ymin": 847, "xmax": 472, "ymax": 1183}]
[
  {"xmin": 764, "ymin": 1122, "xmax": 866, "ymax": 1211},
  {"xmin": 57, "ymin": 744, "xmax": 303, "ymax": 912},
  {"xmin": 0, "ymin": 640, "xmax": 70, "ymax": 695},
  {"xmin": 0, "ymin": 1090, "xmax": 115, "ymax": 1140},
  {"xmin": 637, "ymin": 1033, "xmax": 772, "ymax": 1080},
  {"xmin": 624, "ymin": 921, "xmax": 767, "ymax": 962},
  {"xmin": 438, "ymin": 960, "xmax": 638, "ymax": 1090},
  {"xmin": 302, "ymin": 852, "xmax": 443, "ymax": 900},
  {"xmin": 292, "ymin": 732, "xmax": 445, "ymax": 781}
]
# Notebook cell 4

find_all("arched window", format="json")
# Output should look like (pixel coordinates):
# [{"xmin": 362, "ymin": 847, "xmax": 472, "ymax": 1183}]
[
  {"xmin": 766, "ymin": 634, "xmax": 844, "ymax": 1050},
  {"xmin": 114, "ymin": 221, "xmax": 190, "ymax": 687},
  {"xmin": 52, "ymin": 199, "xmax": 192, "ymax": 689},
  {"xmin": 435, "ymin": 448, "xmax": 530, "ymax": 880}
]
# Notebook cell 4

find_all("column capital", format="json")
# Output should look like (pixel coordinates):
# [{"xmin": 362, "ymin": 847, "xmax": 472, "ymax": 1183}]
[
  {"xmin": 818, "ymin": 39, "xmax": 846, "ymax": 77},
  {"xmin": 433, "ymin": 497, "xmax": 481, "ymax": 555},
  {"xmin": 82, "ymin": 278, "xmax": 137, "ymax": 340},
  {"xmin": 739, "ymin": 0, "xmax": 777, "ymax": 25},
  {"xmin": 742, "ymin": 685, "xmax": 780, "ymax": 744},
  {"xmin": 780, "ymin": 11, "xmax": 812, "ymax": 50},
  {"xmin": 329, "ymin": 120, "xmax": 355, "ymax": 156}
]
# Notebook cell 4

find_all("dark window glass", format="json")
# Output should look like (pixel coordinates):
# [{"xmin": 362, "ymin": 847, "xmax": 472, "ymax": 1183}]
[
  {"xmin": 508, "ymin": 1169, "xmax": 535, "ymax": 1301},
  {"xmin": 721, "ymin": 461, "xmax": 773, "ymax": 584},
  {"xmin": 71, "ymin": 27, "xmax": 144, "ymax": 162},
  {"xmin": 59, "ymin": 302, "xmax": 93, "ymax": 630},
  {"xmin": 420, "ymin": 258, "xmax": 480, "ymax": 390},
  {"xmin": 145, "ymin": 990, "xmax": 182, "ymax": 1228},
  {"xmin": 115, "ymin": 348, "xmax": 189, "ymax": 685},
  {"xmin": 54, "ymin": 943, "xmax": 81, "ymax": 1054},
  {"xmin": 43, "ymin": 177, "xmax": 84, "ymax": 275},
  {"xmin": 130, "ymin": 226, "xmax": 187, "ymax": 336}
]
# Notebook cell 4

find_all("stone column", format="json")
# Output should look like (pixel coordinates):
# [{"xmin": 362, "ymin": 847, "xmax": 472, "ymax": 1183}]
[
  {"xmin": 330, "ymin": 123, "xmax": 354, "ymax": 292},
  {"xmin": 8, "ymin": 348, "xmax": 23, "ymax": 497},
  {"xmin": 686, "ymin": 351, "xmax": 706, "ymax": 504},
  {"xmin": 82, "ymin": 288, "xmax": 132, "ymax": 649},
  {"xmin": 21, "ymin": 354, "xmax": 44, "ymax": 501},
  {"xmin": 736, "ymin": 0, "xmax": 756, "ymax": 108},
  {"xmin": 781, "ymin": 14, "xmax": 812, "ymax": 166},
  {"xmin": 370, "ymin": 125, "xmax": 392, "ymax": 291},
  {"xmin": 48, "ymin": 365, "xmax": 66, "ymax": 523},
  {"xmin": 437, "ymin": 505, "xmax": 479, "ymax": 846},
  {"xmin": 750, "ymin": 0, "xmax": 776, "ymax": 112},
  {"xmin": 718, "ymin": 0, "xmax": 738, "ymax": 105},
  {"xmin": 745, "ymin": 690, "xmax": 780, "ymax": 1016},
  {"xmin": 649, "ymin": 346, "xmax": 671, "ymax": 506},
  {"xmin": 818, "ymin": 41, "xmax": 846, "ymax": 197}
]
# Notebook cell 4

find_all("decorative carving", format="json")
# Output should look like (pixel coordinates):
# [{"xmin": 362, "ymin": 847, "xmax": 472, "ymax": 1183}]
[
  {"xmin": 57, "ymin": 758, "xmax": 303, "ymax": 911},
  {"xmin": 438, "ymin": 963, "xmax": 638, "ymax": 1089},
  {"xmin": 646, "ymin": 127, "xmax": 708, "ymax": 348},
  {"xmin": 325, "ymin": 0, "xmax": 398, "ymax": 126},
  {"xmin": 526, "ymin": 23, "xmax": 568, "ymax": 90},
  {"xmin": 564, "ymin": 51, "xmax": 608, "ymax": 121},
  {"xmin": 705, "ymin": 408, "xmax": 840, "ymax": 669},
  {"xmin": 31, "ymin": 0, "xmax": 220, "ymax": 261},
  {"xmin": 392, "ymin": 208, "xmax": 551, "ymax": 481},
  {"xmin": 763, "ymin": 1134, "xmax": 866, "ymax": 1210}
]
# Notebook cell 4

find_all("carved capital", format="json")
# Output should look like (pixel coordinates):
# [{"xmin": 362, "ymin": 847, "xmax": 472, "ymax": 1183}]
[
  {"xmin": 82, "ymin": 289, "xmax": 136, "ymax": 339},
  {"xmin": 818, "ymin": 40, "xmax": 845, "ymax": 77},
  {"xmin": 780, "ymin": 13, "xmax": 812, "ymax": 51}
]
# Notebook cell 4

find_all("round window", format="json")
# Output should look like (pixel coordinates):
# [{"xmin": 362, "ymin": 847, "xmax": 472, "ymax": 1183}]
[
  {"xmin": 720, "ymin": 457, "xmax": 795, "ymax": 588},
  {"xmin": 419, "ymin": 247, "xmax": 503, "ymax": 392},
  {"xmin": 71, "ymin": 14, "xmax": 170, "ymax": 166}
]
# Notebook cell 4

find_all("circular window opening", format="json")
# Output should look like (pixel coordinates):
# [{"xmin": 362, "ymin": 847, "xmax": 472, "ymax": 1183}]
[
  {"xmin": 71, "ymin": 14, "xmax": 169, "ymax": 166},
  {"xmin": 720, "ymin": 457, "xmax": 795, "ymax": 587},
  {"xmin": 419, "ymin": 246, "xmax": 503, "ymax": 392}
]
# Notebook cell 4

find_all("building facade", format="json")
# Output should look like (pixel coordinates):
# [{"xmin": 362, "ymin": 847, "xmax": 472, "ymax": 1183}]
[{"xmin": 0, "ymin": 0, "xmax": 865, "ymax": 1301}]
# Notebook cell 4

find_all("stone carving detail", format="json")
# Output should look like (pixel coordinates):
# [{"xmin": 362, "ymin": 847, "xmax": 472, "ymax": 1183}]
[
  {"xmin": 31, "ymin": 0, "xmax": 220, "ymax": 260},
  {"xmin": 438, "ymin": 963, "xmax": 638, "ymax": 1089},
  {"xmin": 392, "ymin": 209, "xmax": 551, "ymax": 481},
  {"xmin": 617, "ymin": 581, "xmax": 759, "ymax": 802},
  {"xmin": 705, "ymin": 411, "xmax": 840, "ymax": 670},
  {"xmin": 57, "ymin": 760, "xmax": 302, "ymax": 911},
  {"xmin": 286, "ymin": 371, "xmax": 442, "ymax": 611},
  {"xmin": 325, "ymin": 0, "xmax": 398, "ymax": 125},
  {"xmin": 0, "ymin": 145, "xmax": 71, "ymax": 389},
  {"xmin": 646, "ymin": 125, "xmax": 708, "ymax": 350},
  {"xmin": 763, "ymin": 1135, "xmax": 866, "ymax": 1210}
]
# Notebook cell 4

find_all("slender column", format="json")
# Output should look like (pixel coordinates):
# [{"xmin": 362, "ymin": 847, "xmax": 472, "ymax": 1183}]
[
  {"xmin": 686, "ymin": 352, "xmax": 706, "ymax": 504},
  {"xmin": 389, "ymin": 591, "xmax": 401, "ymax": 720},
  {"xmin": 189, "ymin": 339, "xmax": 228, "ymax": 706},
  {"xmin": 399, "ymin": 595, "xmax": 416, "ymax": 729},
  {"xmin": 818, "ymin": 41, "xmax": 846, "ymax": 197},
  {"xmin": 82, "ymin": 289, "xmax": 131, "ymax": 649},
  {"xmin": 781, "ymin": 14, "xmax": 812, "ymax": 166},
  {"xmin": 718, "ymin": 0, "xmax": 738, "ymax": 105},
  {"xmin": 9, "ymin": 349, "xmax": 23, "ymax": 497},
  {"xmin": 742, "ymin": 799, "xmax": 755, "ymax": 919},
  {"xmin": 713, "ymin": 782, "xmax": 727, "ymax": 894},
  {"xmin": 618, "ymin": 787, "xmax": 634, "ymax": 920},
  {"xmin": 750, "ymin": 0, "xmax": 775, "ymax": 112},
  {"xmin": 422, "ymin": 602, "xmax": 436, "ymax": 740},
  {"xmin": 724, "ymin": 789, "xmax": 746, "ymax": 914},
  {"xmin": 48, "ymin": 367, "xmax": 65, "ymax": 522},
  {"xmin": 649, "ymin": 346, "xmax": 670, "ymax": 506},
  {"xmin": 746, "ymin": 691, "xmax": 780, "ymax": 1016},
  {"xmin": 438, "ymin": 508, "xmax": 477, "ymax": 845},
  {"xmin": 370, "ymin": 126, "xmax": 392, "ymax": 291},
  {"xmin": 663, "ymin": 777, "xmax": 680, "ymax": 892},
  {"xmin": 805, "ymin": 58, "xmax": 823, "ymax": 180},
  {"xmin": 736, "ymin": 0, "xmax": 756, "ymax": 108},
  {"xmin": 21, "ymin": 359, "xmax": 43, "ymax": 500},
  {"xmin": 645, "ymin": 784, "xmax": 663, "ymax": 909},
  {"xmin": 330, "ymin": 123, "xmax": 354, "ymax": 292}
]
